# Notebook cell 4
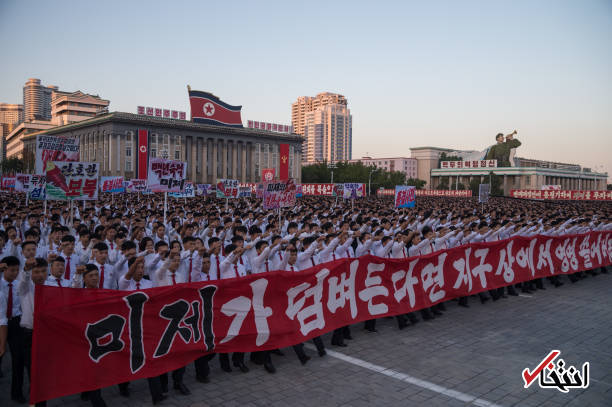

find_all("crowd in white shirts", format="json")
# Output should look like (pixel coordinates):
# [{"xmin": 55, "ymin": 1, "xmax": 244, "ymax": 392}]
[{"xmin": 0, "ymin": 192, "xmax": 610, "ymax": 406}]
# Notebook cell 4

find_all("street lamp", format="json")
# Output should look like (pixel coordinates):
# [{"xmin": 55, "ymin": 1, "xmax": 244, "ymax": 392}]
[{"xmin": 328, "ymin": 162, "xmax": 336, "ymax": 184}]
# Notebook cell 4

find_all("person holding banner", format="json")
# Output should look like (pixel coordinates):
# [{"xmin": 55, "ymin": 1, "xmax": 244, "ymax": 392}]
[{"xmin": 153, "ymin": 250, "xmax": 192, "ymax": 396}]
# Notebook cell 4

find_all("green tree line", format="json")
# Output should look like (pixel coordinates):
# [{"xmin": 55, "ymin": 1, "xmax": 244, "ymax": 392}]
[{"xmin": 301, "ymin": 161, "xmax": 426, "ymax": 191}]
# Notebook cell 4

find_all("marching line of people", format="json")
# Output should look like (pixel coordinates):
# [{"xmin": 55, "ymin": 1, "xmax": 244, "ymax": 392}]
[{"xmin": 0, "ymin": 193, "xmax": 610, "ymax": 405}]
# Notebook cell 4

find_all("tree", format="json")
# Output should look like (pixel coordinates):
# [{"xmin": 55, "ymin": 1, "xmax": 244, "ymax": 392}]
[
  {"xmin": 301, "ymin": 161, "xmax": 419, "ymax": 191},
  {"xmin": 406, "ymin": 178, "xmax": 426, "ymax": 189},
  {"xmin": 488, "ymin": 172, "xmax": 504, "ymax": 196},
  {"xmin": 469, "ymin": 178, "xmax": 481, "ymax": 196},
  {"xmin": 608, "ymin": 184, "xmax": 612, "ymax": 191},
  {"xmin": 0, "ymin": 157, "xmax": 25, "ymax": 175}
]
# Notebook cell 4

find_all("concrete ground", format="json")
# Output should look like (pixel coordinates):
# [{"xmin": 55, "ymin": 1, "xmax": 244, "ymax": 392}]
[{"xmin": 1, "ymin": 268, "xmax": 611, "ymax": 407}]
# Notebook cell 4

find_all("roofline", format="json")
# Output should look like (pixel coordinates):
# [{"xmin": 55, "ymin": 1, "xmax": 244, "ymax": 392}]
[
  {"xmin": 20, "ymin": 111, "xmax": 303, "ymax": 142},
  {"xmin": 409, "ymin": 146, "xmax": 457, "ymax": 152}
]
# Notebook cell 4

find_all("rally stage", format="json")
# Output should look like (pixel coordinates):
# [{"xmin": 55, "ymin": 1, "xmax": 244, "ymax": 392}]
[{"xmin": 2, "ymin": 268, "xmax": 610, "ymax": 407}]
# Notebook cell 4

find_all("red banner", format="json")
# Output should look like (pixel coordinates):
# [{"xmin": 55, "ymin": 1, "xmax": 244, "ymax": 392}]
[
  {"xmin": 279, "ymin": 144, "xmax": 289, "ymax": 180},
  {"xmin": 511, "ymin": 190, "xmax": 612, "ymax": 201},
  {"xmin": 301, "ymin": 183, "xmax": 334, "ymax": 196},
  {"xmin": 378, "ymin": 189, "xmax": 472, "ymax": 197},
  {"xmin": 137, "ymin": 129, "xmax": 148, "ymax": 180},
  {"xmin": 31, "ymin": 231, "xmax": 611, "ymax": 403}
]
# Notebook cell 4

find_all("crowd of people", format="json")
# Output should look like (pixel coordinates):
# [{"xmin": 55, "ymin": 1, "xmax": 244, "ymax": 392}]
[{"xmin": 0, "ymin": 192, "xmax": 610, "ymax": 406}]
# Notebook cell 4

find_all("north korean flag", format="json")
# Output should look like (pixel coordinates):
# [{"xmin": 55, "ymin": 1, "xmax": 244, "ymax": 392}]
[{"xmin": 188, "ymin": 89, "xmax": 243, "ymax": 128}]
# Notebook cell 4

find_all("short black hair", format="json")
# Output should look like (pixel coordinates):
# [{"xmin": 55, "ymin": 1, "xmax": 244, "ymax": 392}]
[{"xmin": 1, "ymin": 256, "xmax": 20, "ymax": 267}]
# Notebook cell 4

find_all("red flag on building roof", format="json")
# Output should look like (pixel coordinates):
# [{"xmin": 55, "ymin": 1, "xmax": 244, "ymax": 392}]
[{"xmin": 188, "ymin": 87, "xmax": 243, "ymax": 128}]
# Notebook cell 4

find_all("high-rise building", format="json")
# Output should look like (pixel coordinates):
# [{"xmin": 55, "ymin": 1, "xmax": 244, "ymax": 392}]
[
  {"xmin": 291, "ymin": 92, "xmax": 347, "ymax": 136},
  {"xmin": 292, "ymin": 92, "xmax": 351, "ymax": 163},
  {"xmin": 0, "ymin": 103, "xmax": 24, "ymax": 160},
  {"xmin": 303, "ymin": 104, "xmax": 352, "ymax": 163},
  {"xmin": 23, "ymin": 78, "xmax": 57, "ymax": 121},
  {"xmin": 51, "ymin": 90, "xmax": 110, "ymax": 126}
]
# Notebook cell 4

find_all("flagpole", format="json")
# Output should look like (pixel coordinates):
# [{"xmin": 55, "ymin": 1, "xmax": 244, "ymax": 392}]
[{"xmin": 43, "ymin": 199, "xmax": 47, "ymax": 217}]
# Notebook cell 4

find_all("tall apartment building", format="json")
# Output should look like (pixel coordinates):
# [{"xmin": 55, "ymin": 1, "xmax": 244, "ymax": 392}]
[
  {"xmin": 51, "ymin": 90, "xmax": 110, "ymax": 126},
  {"xmin": 291, "ymin": 92, "xmax": 347, "ymax": 136},
  {"xmin": 292, "ymin": 92, "xmax": 351, "ymax": 163},
  {"xmin": 23, "ymin": 78, "xmax": 58, "ymax": 121},
  {"xmin": 303, "ymin": 104, "xmax": 352, "ymax": 163},
  {"xmin": 0, "ymin": 103, "xmax": 24, "ymax": 160}
]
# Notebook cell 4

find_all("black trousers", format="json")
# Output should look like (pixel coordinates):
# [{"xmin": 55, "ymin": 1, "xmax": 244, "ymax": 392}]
[
  {"xmin": 312, "ymin": 336, "xmax": 325, "ymax": 353},
  {"xmin": 6, "ymin": 317, "xmax": 25, "ymax": 400},
  {"xmin": 194, "ymin": 354, "xmax": 215, "ymax": 378},
  {"xmin": 83, "ymin": 389, "xmax": 106, "ymax": 407},
  {"xmin": 23, "ymin": 329, "xmax": 47, "ymax": 406},
  {"xmin": 159, "ymin": 366, "xmax": 186, "ymax": 390},
  {"xmin": 219, "ymin": 352, "xmax": 245, "ymax": 367}
]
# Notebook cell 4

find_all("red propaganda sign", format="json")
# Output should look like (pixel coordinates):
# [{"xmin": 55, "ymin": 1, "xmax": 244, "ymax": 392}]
[
  {"xmin": 30, "ymin": 231, "xmax": 612, "ymax": 403},
  {"xmin": 378, "ymin": 189, "xmax": 472, "ymax": 197},
  {"xmin": 417, "ymin": 190, "xmax": 472, "ymax": 197},
  {"xmin": 511, "ymin": 190, "xmax": 612, "ymax": 201},
  {"xmin": 376, "ymin": 189, "xmax": 395, "ymax": 196},
  {"xmin": 279, "ymin": 143, "xmax": 289, "ymax": 180},
  {"xmin": 137, "ymin": 129, "xmax": 148, "ymax": 180},
  {"xmin": 239, "ymin": 183, "xmax": 258, "ymax": 194},
  {"xmin": 301, "ymin": 183, "xmax": 334, "ymax": 196},
  {"xmin": 263, "ymin": 179, "xmax": 297, "ymax": 209},
  {"xmin": 261, "ymin": 168, "xmax": 275, "ymax": 182}
]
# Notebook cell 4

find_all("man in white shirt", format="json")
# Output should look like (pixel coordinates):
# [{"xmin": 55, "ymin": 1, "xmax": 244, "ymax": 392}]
[
  {"xmin": 0, "ymin": 255, "xmax": 26, "ymax": 403},
  {"xmin": 17, "ymin": 257, "xmax": 48, "ymax": 406}
]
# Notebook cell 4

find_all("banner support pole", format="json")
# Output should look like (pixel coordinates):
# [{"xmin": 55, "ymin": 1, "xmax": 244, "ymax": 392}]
[
  {"xmin": 43, "ymin": 199, "xmax": 47, "ymax": 217},
  {"xmin": 26, "ymin": 192, "xmax": 29, "ymax": 207},
  {"xmin": 164, "ymin": 192, "xmax": 167, "ymax": 224}
]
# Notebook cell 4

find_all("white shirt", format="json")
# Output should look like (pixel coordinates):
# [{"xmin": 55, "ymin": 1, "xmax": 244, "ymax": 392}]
[
  {"xmin": 90, "ymin": 260, "xmax": 117, "ymax": 289},
  {"xmin": 155, "ymin": 260, "xmax": 188, "ymax": 287},
  {"xmin": 1, "ymin": 276, "xmax": 21, "ymax": 318},
  {"xmin": 0, "ymin": 290, "xmax": 6, "ymax": 326},
  {"xmin": 219, "ymin": 253, "xmax": 248, "ymax": 279},
  {"xmin": 44, "ymin": 275, "xmax": 71, "ymax": 288},
  {"xmin": 17, "ymin": 270, "xmax": 34, "ymax": 329},
  {"xmin": 118, "ymin": 276, "xmax": 153, "ymax": 290}
]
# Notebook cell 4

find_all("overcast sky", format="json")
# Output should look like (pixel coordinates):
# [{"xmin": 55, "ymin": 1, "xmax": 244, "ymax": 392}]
[{"xmin": 1, "ymin": 0, "xmax": 610, "ymax": 178}]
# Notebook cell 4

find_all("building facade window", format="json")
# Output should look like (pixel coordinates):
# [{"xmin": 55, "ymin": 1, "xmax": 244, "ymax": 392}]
[
  {"xmin": 125, "ymin": 131, "xmax": 133, "ymax": 172},
  {"xmin": 254, "ymin": 143, "xmax": 261, "ymax": 179},
  {"xmin": 174, "ymin": 135, "xmax": 182, "ymax": 160},
  {"xmin": 150, "ymin": 133, "xmax": 158, "ymax": 158}
]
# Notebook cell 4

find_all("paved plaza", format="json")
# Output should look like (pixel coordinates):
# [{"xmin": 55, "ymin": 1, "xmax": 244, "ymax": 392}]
[{"xmin": 2, "ymin": 269, "xmax": 611, "ymax": 407}]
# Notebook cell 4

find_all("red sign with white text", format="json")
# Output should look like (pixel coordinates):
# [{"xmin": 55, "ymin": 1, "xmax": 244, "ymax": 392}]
[
  {"xmin": 30, "ymin": 231, "xmax": 612, "ymax": 403},
  {"xmin": 511, "ymin": 190, "xmax": 612, "ymax": 201},
  {"xmin": 301, "ymin": 183, "xmax": 334, "ymax": 196},
  {"xmin": 261, "ymin": 168, "xmax": 275, "ymax": 182}
]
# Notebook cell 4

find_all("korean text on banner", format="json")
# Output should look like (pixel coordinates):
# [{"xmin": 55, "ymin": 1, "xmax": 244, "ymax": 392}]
[
  {"xmin": 28, "ymin": 175, "xmax": 46, "ymax": 200},
  {"xmin": 395, "ymin": 185, "xmax": 416, "ymax": 208},
  {"xmin": 343, "ymin": 183, "xmax": 365, "ymax": 199},
  {"xmin": 100, "ymin": 176, "xmax": 125, "ymax": 193},
  {"xmin": 263, "ymin": 179, "xmax": 296, "ymax": 209},
  {"xmin": 216, "ymin": 179, "xmax": 239, "ymax": 199},
  {"xmin": 196, "ymin": 184, "xmax": 213, "ymax": 196},
  {"xmin": 127, "ymin": 179, "xmax": 147, "ymax": 192},
  {"xmin": 1, "ymin": 177, "xmax": 16, "ymax": 191},
  {"xmin": 169, "ymin": 182, "xmax": 195, "ymax": 198},
  {"xmin": 29, "ymin": 231, "xmax": 612, "ymax": 403},
  {"xmin": 15, "ymin": 174, "xmax": 32, "ymax": 192},
  {"xmin": 45, "ymin": 162, "xmax": 99, "ymax": 200},
  {"xmin": 35, "ymin": 135, "xmax": 80, "ymax": 175},
  {"xmin": 147, "ymin": 158, "xmax": 186, "ymax": 193}
]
